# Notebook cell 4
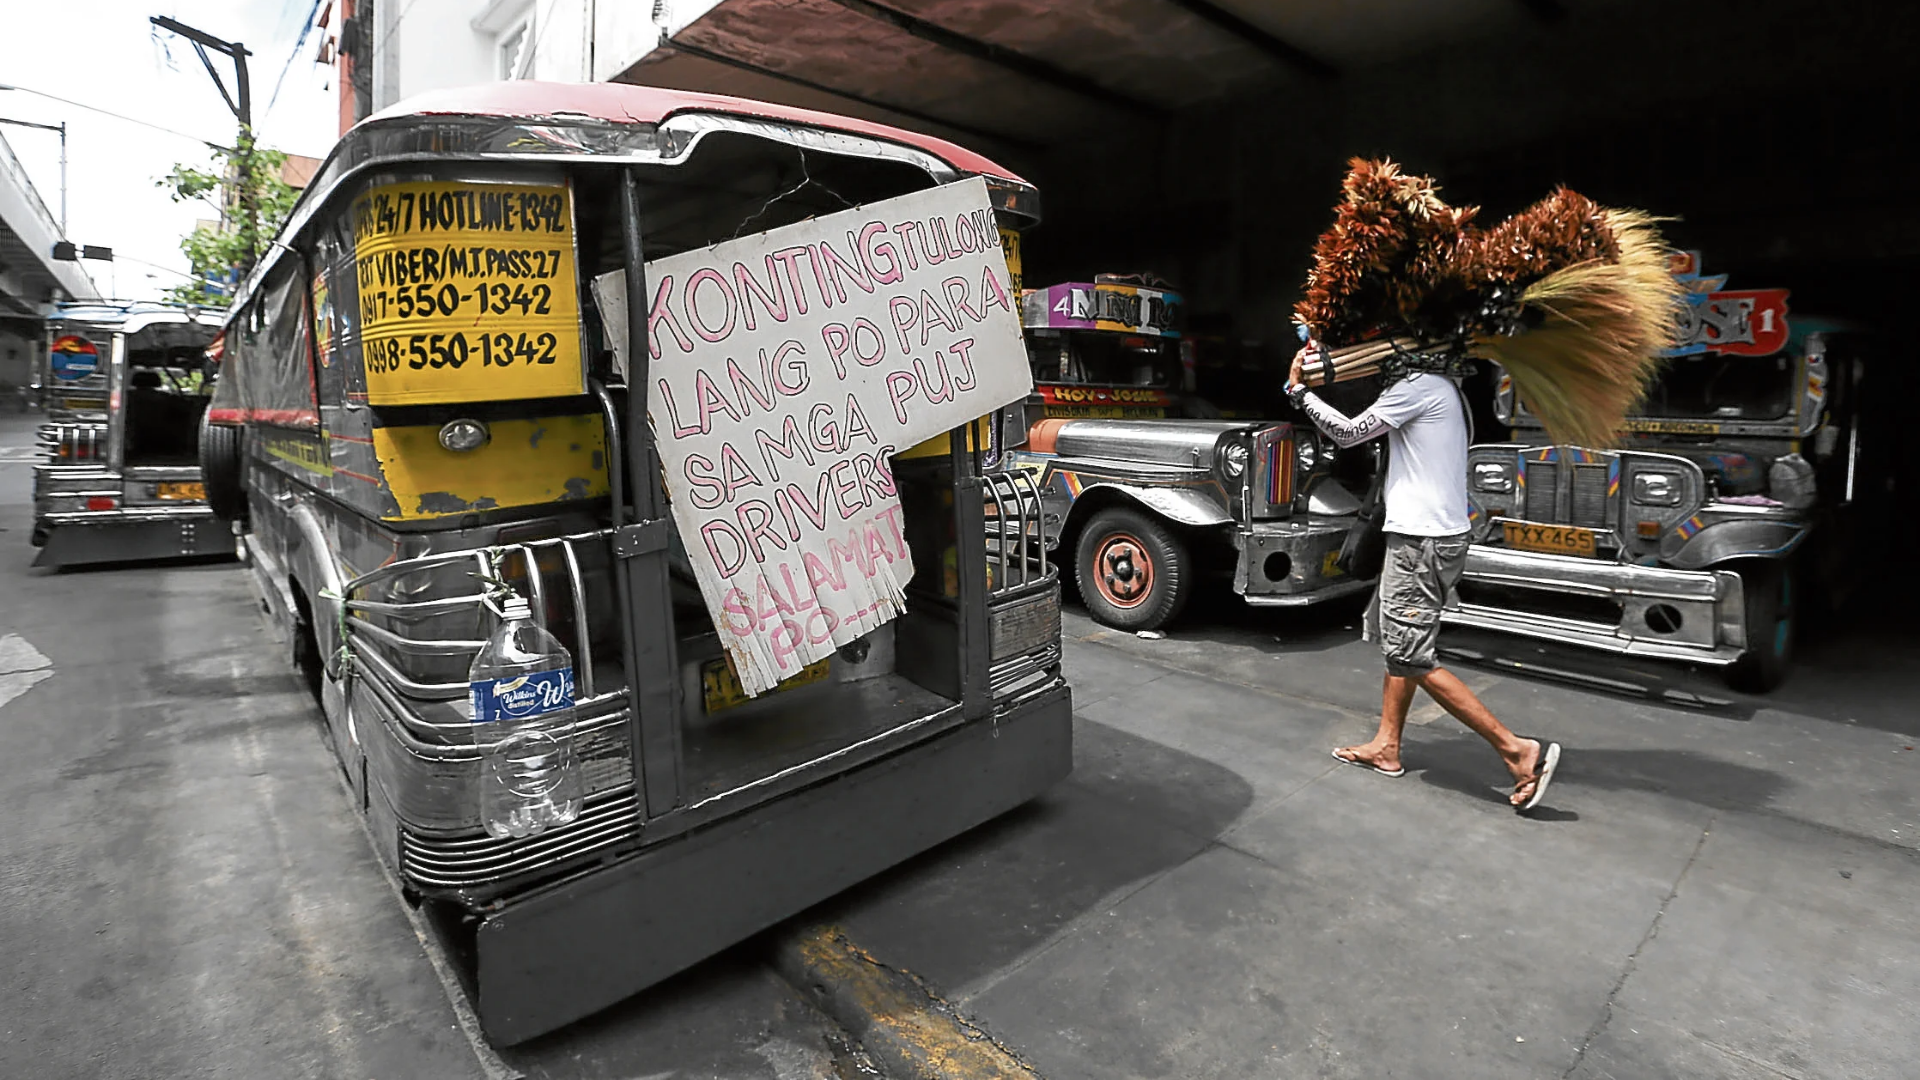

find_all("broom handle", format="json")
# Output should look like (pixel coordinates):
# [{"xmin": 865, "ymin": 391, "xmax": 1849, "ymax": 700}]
[{"xmin": 1299, "ymin": 335, "xmax": 1430, "ymax": 381}]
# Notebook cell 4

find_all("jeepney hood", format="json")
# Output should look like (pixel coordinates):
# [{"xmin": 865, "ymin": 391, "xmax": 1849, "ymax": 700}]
[{"xmin": 1048, "ymin": 418, "xmax": 1258, "ymax": 469}]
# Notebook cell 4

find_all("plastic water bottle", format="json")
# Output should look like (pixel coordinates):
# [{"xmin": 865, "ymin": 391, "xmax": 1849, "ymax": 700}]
[{"xmin": 468, "ymin": 595, "xmax": 582, "ymax": 839}]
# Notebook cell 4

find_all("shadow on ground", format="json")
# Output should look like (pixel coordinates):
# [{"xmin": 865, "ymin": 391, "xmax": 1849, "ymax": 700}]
[
  {"xmin": 1409, "ymin": 729, "xmax": 1791, "ymax": 816},
  {"xmin": 796, "ymin": 716, "xmax": 1256, "ymax": 996}
]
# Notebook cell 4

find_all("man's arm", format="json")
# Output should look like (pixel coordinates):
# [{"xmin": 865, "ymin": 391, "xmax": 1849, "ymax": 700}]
[
  {"xmin": 1289, "ymin": 384, "xmax": 1392, "ymax": 447},
  {"xmin": 1285, "ymin": 345, "xmax": 1393, "ymax": 448}
]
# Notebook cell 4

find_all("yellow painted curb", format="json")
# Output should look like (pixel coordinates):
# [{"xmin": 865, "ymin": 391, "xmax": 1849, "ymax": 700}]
[{"xmin": 772, "ymin": 924, "xmax": 1042, "ymax": 1080}]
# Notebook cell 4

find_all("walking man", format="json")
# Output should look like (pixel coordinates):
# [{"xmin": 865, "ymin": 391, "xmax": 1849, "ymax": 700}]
[{"xmin": 1286, "ymin": 347, "xmax": 1561, "ymax": 812}]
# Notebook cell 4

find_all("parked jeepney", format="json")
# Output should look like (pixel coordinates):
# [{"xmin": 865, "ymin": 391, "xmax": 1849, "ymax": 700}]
[
  {"xmin": 203, "ymin": 82, "xmax": 1070, "ymax": 1044},
  {"xmin": 29, "ymin": 302, "xmax": 232, "ymax": 568},
  {"xmin": 1445, "ymin": 254, "xmax": 1870, "ymax": 691},
  {"xmin": 1001, "ymin": 277, "xmax": 1375, "ymax": 629}
]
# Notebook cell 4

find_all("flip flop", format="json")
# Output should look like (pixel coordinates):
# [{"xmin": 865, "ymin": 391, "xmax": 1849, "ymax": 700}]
[
  {"xmin": 1514, "ymin": 738, "xmax": 1562, "ymax": 814},
  {"xmin": 1331, "ymin": 747, "xmax": 1406, "ymax": 778}
]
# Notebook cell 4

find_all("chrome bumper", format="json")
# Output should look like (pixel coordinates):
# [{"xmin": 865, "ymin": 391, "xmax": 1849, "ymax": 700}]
[
  {"xmin": 1237, "ymin": 515, "xmax": 1373, "ymax": 606},
  {"xmin": 37, "ymin": 503, "xmax": 218, "ymax": 527},
  {"xmin": 31, "ymin": 504, "xmax": 233, "ymax": 568},
  {"xmin": 1441, "ymin": 545, "xmax": 1746, "ymax": 665}
]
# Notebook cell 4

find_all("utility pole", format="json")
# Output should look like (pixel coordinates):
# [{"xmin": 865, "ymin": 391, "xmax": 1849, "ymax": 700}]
[
  {"xmin": 0, "ymin": 116, "xmax": 66, "ymax": 235},
  {"xmin": 148, "ymin": 16, "xmax": 260, "ymax": 274}
]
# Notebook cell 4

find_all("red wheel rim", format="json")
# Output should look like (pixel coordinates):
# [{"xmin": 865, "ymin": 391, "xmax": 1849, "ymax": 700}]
[{"xmin": 1092, "ymin": 531, "xmax": 1155, "ymax": 609}]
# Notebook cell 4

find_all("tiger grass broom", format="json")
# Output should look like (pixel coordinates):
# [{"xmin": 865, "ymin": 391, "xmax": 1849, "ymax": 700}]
[{"xmin": 1293, "ymin": 160, "xmax": 1686, "ymax": 448}]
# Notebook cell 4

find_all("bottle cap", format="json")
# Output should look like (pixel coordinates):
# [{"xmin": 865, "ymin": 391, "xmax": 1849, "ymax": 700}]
[{"xmin": 502, "ymin": 596, "xmax": 532, "ymax": 620}]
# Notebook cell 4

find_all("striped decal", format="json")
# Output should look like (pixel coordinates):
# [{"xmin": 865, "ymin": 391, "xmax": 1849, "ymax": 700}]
[
  {"xmin": 1059, "ymin": 471, "xmax": 1085, "ymax": 499},
  {"xmin": 1267, "ymin": 437, "xmax": 1293, "ymax": 505},
  {"xmin": 1677, "ymin": 514, "xmax": 1706, "ymax": 539},
  {"xmin": 1607, "ymin": 457, "xmax": 1621, "ymax": 498}
]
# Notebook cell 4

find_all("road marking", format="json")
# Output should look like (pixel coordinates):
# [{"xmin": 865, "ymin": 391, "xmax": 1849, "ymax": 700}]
[
  {"xmin": 0, "ymin": 633, "xmax": 54, "ymax": 711},
  {"xmin": 0, "ymin": 446, "xmax": 40, "ymax": 462}
]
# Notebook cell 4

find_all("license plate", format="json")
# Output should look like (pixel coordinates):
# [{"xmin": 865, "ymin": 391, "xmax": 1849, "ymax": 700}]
[
  {"xmin": 156, "ymin": 481, "xmax": 205, "ymax": 500},
  {"xmin": 1503, "ymin": 521, "xmax": 1596, "ymax": 558},
  {"xmin": 1043, "ymin": 405, "xmax": 1164, "ymax": 419},
  {"xmin": 701, "ymin": 656, "xmax": 831, "ymax": 714}
]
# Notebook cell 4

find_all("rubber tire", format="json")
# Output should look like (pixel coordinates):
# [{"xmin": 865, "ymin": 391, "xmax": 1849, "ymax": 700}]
[
  {"xmin": 1727, "ymin": 561, "xmax": 1795, "ymax": 693},
  {"xmin": 199, "ymin": 414, "xmax": 248, "ymax": 524},
  {"xmin": 1074, "ymin": 506, "xmax": 1191, "ymax": 632}
]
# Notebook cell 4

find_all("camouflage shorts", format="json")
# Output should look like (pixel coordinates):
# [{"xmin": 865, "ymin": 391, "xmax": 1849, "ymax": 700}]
[{"xmin": 1363, "ymin": 532, "xmax": 1472, "ymax": 677}]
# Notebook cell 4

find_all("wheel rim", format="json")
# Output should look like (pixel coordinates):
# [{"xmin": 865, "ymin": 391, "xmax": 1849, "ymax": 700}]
[{"xmin": 1092, "ymin": 531, "xmax": 1155, "ymax": 609}]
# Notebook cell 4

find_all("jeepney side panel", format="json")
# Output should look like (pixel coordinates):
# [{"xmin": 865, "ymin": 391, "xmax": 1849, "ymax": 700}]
[{"xmin": 1004, "ymin": 450, "xmax": 1234, "ymax": 549}]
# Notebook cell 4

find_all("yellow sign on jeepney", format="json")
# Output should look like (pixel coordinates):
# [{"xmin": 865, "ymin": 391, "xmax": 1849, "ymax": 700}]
[{"xmin": 350, "ymin": 180, "xmax": 584, "ymax": 405}]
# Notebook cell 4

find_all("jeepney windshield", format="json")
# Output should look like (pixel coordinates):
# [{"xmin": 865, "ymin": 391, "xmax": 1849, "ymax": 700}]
[{"xmin": 1637, "ymin": 351, "xmax": 1798, "ymax": 421}]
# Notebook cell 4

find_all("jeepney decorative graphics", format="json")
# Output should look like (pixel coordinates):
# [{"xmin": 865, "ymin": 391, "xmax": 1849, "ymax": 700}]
[
  {"xmin": 49, "ymin": 334, "xmax": 100, "ymax": 381},
  {"xmin": 1448, "ymin": 254, "xmax": 1856, "ymax": 692}
]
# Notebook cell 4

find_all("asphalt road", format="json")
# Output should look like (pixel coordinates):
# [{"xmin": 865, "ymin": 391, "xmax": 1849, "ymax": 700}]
[{"xmin": 3, "ymin": 409, "xmax": 1916, "ymax": 1079}]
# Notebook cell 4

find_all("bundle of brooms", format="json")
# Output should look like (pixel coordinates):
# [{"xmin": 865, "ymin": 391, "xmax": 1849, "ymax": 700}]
[{"xmin": 1294, "ymin": 158, "xmax": 1685, "ymax": 447}]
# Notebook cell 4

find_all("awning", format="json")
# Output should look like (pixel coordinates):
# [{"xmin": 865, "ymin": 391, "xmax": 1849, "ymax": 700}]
[{"xmin": 610, "ymin": 0, "xmax": 1571, "ymax": 152}]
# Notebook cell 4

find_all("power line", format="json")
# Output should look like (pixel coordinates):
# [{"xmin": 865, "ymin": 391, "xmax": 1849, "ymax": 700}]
[
  {"xmin": 265, "ymin": 0, "xmax": 329, "ymax": 119},
  {"xmin": 0, "ymin": 83, "xmax": 230, "ymax": 149},
  {"xmin": 115, "ymin": 252, "xmax": 200, "ymax": 281}
]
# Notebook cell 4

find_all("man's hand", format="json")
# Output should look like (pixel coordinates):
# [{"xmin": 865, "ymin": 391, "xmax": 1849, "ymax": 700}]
[{"xmin": 1288, "ymin": 346, "xmax": 1308, "ymax": 389}]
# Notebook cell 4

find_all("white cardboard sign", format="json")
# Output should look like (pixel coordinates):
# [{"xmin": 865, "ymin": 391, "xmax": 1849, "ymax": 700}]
[{"xmin": 594, "ymin": 177, "xmax": 1031, "ymax": 695}]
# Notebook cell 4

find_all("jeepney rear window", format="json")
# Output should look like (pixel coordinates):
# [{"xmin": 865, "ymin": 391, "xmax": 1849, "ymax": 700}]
[{"xmin": 1638, "ymin": 352, "xmax": 1798, "ymax": 421}]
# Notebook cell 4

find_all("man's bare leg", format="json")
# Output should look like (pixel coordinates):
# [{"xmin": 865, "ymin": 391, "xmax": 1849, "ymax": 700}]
[
  {"xmin": 1333, "ymin": 672, "xmax": 1420, "ymax": 774},
  {"xmin": 1415, "ymin": 666, "xmax": 1544, "ymax": 805}
]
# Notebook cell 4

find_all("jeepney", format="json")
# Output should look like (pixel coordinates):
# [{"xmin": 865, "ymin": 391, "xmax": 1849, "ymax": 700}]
[
  {"xmin": 1002, "ymin": 277, "xmax": 1375, "ymax": 630},
  {"xmin": 29, "ymin": 302, "xmax": 231, "ymax": 568},
  {"xmin": 205, "ymin": 82, "xmax": 1069, "ymax": 1044},
  {"xmin": 1446, "ymin": 254, "xmax": 1869, "ymax": 691}
]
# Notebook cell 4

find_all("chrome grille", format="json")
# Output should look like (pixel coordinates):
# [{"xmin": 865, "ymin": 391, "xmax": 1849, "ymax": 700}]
[
  {"xmin": 1525, "ymin": 462, "xmax": 1561, "ymax": 521},
  {"xmin": 1571, "ymin": 464, "xmax": 1610, "ymax": 528}
]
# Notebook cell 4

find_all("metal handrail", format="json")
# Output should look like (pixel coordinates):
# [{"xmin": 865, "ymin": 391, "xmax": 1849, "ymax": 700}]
[
  {"xmin": 340, "ymin": 528, "xmax": 618, "ymax": 705},
  {"xmin": 981, "ymin": 469, "xmax": 1048, "ymax": 591}
]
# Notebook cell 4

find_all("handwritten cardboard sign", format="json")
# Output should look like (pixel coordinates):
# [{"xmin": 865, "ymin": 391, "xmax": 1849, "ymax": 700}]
[{"xmin": 595, "ymin": 177, "xmax": 1031, "ymax": 695}]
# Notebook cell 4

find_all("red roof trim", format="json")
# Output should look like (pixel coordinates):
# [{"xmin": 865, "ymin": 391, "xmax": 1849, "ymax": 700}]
[{"xmin": 363, "ymin": 81, "xmax": 1026, "ymax": 185}]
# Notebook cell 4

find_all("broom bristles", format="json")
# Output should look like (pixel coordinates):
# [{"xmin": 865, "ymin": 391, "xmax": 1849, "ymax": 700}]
[{"xmin": 1470, "ymin": 210, "xmax": 1684, "ymax": 447}]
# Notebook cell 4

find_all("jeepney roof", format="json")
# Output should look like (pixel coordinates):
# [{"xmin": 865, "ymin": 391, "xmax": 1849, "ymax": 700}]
[
  {"xmin": 51, "ymin": 301, "xmax": 225, "ymax": 338},
  {"xmin": 222, "ymin": 81, "xmax": 1036, "ymax": 327},
  {"xmin": 363, "ymin": 81, "xmax": 1028, "ymax": 186}
]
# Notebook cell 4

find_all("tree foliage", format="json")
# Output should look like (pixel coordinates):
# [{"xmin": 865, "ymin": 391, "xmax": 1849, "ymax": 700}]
[{"xmin": 158, "ymin": 134, "xmax": 298, "ymax": 306}]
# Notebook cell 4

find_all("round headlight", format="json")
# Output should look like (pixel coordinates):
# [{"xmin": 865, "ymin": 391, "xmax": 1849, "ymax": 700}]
[
  {"xmin": 1222, "ymin": 443, "xmax": 1249, "ymax": 477},
  {"xmin": 438, "ymin": 418, "xmax": 491, "ymax": 452}
]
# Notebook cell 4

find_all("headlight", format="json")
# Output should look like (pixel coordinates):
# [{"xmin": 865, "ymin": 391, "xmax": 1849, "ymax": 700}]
[
  {"xmin": 1296, "ymin": 439, "xmax": 1318, "ymax": 471},
  {"xmin": 1631, "ymin": 471, "xmax": 1683, "ymax": 507},
  {"xmin": 1222, "ymin": 442, "xmax": 1248, "ymax": 477},
  {"xmin": 1472, "ymin": 462, "xmax": 1513, "ymax": 493}
]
